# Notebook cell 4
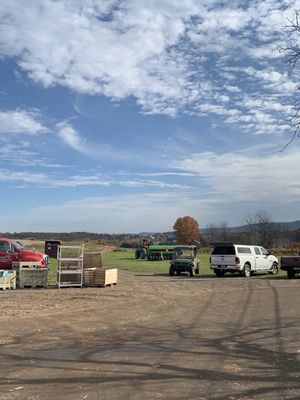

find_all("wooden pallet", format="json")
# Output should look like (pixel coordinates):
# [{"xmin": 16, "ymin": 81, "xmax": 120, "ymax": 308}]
[
  {"xmin": 12, "ymin": 261, "xmax": 41, "ymax": 270},
  {"xmin": 83, "ymin": 268, "xmax": 117, "ymax": 287}
]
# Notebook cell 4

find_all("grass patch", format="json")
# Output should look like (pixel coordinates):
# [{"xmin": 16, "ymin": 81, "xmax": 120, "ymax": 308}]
[{"xmin": 103, "ymin": 249, "xmax": 287, "ymax": 279}]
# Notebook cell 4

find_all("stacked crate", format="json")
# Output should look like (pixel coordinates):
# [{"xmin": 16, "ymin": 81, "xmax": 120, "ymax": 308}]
[
  {"xmin": 83, "ymin": 252, "xmax": 103, "ymax": 287},
  {"xmin": 0, "ymin": 270, "xmax": 16, "ymax": 290},
  {"xmin": 83, "ymin": 252, "xmax": 118, "ymax": 287},
  {"xmin": 12, "ymin": 262, "xmax": 48, "ymax": 289}
]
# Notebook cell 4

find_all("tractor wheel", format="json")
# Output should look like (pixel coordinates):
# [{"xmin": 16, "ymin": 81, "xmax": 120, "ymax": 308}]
[{"xmin": 135, "ymin": 250, "xmax": 140, "ymax": 259}]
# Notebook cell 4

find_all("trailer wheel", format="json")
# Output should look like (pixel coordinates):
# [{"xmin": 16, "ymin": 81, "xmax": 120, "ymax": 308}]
[{"xmin": 287, "ymin": 270, "xmax": 295, "ymax": 279}]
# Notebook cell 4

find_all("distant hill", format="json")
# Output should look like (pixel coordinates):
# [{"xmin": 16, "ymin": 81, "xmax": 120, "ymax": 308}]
[
  {"xmin": 1, "ymin": 220, "xmax": 300, "ymax": 242},
  {"xmin": 226, "ymin": 220, "xmax": 300, "ymax": 233},
  {"xmin": 200, "ymin": 220, "xmax": 300, "ymax": 235}
]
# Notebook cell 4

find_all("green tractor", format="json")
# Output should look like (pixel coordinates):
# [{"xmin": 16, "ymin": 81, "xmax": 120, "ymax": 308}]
[
  {"xmin": 169, "ymin": 245, "xmax": 200, "ymax": 276},
  {"xmin": 135, "ymin": 239, "xmax": 176, "ymax": 261}
]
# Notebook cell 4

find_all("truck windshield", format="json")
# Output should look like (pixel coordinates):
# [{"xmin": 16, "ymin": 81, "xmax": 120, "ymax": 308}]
[
  {"xmin": 12, "ymin": 241, "xmax": 24, "ymax": 249},
  {"xmin": 174, "ymin": 248, "xmax": 194, "ymax": 259}
]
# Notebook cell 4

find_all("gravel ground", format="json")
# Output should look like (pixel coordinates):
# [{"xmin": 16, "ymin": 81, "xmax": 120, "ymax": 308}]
[{"xmin": 0, "ymin": 271, "xmax": 299, "ymax": 400}]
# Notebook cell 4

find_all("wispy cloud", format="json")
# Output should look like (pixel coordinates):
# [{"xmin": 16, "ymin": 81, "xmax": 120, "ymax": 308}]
[
  {"xmin": 0, "ymin": 192, "xmax": 208, "ymax": 233},
  {"xmin": 56, "ymin": 121, "xmax": 86, "ymax": 153},
  {"xmin": 170, "ymin": 148, "xmax": 300, "ymax": 205}
]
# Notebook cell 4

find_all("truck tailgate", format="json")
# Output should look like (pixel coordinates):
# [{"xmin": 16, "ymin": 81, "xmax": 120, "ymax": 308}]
[
  {"xmin": 211, "ymin": 255, "xmax": 236, "ymax": 266},
  {"xmin": 281, "ymin": 256, "xmax": 300, "ymax": 267}
]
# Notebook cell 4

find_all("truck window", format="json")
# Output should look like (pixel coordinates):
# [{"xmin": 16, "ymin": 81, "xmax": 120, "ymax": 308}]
[
  {"xmin": 237, "ymin": 247, "xmax": 252, "ymax": 254},
  {"xmin": 254, "ymin": 247, "xmax": 261, "ymax": 255},
  {"xmin": 212, "ymin": 246, "xmax": 235, "ymax": 255},
  {"xmin": 260, "ymin": 247, "xmax": 268, "ymax": 256},
  {"xmin": 0, "ymin": 241, "xmax": 10, "ymax": 252}
]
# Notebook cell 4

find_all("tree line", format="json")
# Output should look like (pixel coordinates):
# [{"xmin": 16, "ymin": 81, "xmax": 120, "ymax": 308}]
[{"xmin": 1, "ymin": 210, "xmax": 299, "ymax": 249}]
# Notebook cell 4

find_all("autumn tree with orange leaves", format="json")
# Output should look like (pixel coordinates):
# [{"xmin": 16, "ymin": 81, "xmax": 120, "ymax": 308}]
[{"xmin": 173, "ymin": 216, "xmax": 200, "ymax": 245}]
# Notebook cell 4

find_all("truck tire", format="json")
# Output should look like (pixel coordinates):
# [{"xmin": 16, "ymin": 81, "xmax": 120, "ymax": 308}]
[
  {"xmin": 169, "ymin": 266, "xmax": 175, "ymax": 276},
  {"xmin": 269, "ymin": 262, "xmax": 279, "ymax": 275},
  {"xmin": 243, "ymin": 264, "xmax": 251, "ymax": 278},
  {"xmin": 287, "ymin": 270, "xmax": 296, "ymax": 279}
]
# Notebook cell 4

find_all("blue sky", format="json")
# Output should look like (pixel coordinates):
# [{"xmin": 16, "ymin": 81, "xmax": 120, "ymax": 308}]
[{"xmin": 0, "ymin": 0, "xmax": 300, "ymax": 233}]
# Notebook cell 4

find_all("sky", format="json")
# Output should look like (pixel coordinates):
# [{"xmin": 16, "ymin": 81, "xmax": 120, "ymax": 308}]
[{"xmin": 0, "ymin": 0, "xmax": 300, "ymax": 234}]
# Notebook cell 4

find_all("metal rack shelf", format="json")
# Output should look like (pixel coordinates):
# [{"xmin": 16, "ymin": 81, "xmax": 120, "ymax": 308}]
[{"xmin": 57, "ymin": 245, "xmax": 84, "ymax": 288}]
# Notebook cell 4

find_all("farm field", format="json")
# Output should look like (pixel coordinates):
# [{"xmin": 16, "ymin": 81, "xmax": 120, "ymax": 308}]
[
  {"xmin": 45, "ymin": 247, "xmax": 288, "ymax": 284},
  {"xmin": 14, "ymin": 239, "xmax": 291, "ymax": 280},
  {"xmin": 0, "ymin": 269, "xmax": 299, "ymax": 400}
]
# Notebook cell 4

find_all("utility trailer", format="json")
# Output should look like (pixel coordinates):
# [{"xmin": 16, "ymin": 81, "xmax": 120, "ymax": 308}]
[{"xmin": 281, "ymin": 253, "xmax": 300, "ymax": 279}]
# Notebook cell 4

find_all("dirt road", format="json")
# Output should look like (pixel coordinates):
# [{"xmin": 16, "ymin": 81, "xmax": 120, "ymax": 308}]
[{"xmin": 0, "ymin": 271, "xmax": 299, "ymax": 399}]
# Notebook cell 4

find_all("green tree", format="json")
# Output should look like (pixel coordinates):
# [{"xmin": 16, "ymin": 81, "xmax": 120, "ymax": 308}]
[{"xmin": 173, "ymin": 216, "xmax": 200, "ymax": 245}]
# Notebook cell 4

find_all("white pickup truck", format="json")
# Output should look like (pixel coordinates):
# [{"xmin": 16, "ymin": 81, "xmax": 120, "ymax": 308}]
[{"xmin": 210, "ymin": 243, "xmax": 279, "ymax": 277}]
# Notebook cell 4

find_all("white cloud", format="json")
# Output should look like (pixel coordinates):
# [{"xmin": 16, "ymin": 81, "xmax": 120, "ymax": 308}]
[
  {"xmin": 0, "ymin": 0, "xmax": 298, "ymax": 135},
  {"xmin": 0, "ymin": 109, "xmax": 46, "ymax": 134}
]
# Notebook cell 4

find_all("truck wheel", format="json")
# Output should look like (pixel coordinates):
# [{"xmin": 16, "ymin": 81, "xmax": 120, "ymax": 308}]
[
  {"xmin": 269, "ymin": 262, "xmax": 279, "ymax": 275},
  {"xmin": 215, "ymin": 270, "xmax": 224, "ymax": 278},
  {"xmin": 243, "ymin": 264, "xmax": 251, "ymax": 278},
  {"xmin": 169, "ymin": 267, "xmax": 175, "ymax": 276},
  {"xmin": 287, "ymin": 270, "xmax": 295, "ymax": 279}
]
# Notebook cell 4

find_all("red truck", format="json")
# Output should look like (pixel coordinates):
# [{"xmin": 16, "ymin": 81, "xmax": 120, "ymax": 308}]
[
  {"xmin": 281, "ymin": 252, "xmax": 300, "ymax": 279},
  {"xmin": 0, "ymin": 238, "xmax": 48, "ymax": 269}
]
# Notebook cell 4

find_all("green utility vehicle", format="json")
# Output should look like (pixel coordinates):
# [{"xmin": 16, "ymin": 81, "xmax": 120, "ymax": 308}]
[
  {"xmin": 169, "ymin": 245, "xmax": 200, "ymax": 276},
  {"xmin": 135, "ymin": 239, "xmax": 176, "ymax": 261}
]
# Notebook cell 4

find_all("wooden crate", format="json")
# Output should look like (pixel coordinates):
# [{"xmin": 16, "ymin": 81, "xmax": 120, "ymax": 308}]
[
  {"xmin": 0, "ymin": 270, "xmax": 16, "ymax": 290},
  {"xmin": 12, "ymin": 261, "xmax": 41, "ymax": 270},
  {"xmin": 83, "ymin": 252, "xmax": 103, "ymax": 269},
  {"xmin": 84, "ymin": 268, "xmax": 117, "ymax": 287},
  {"xmin": 57, "ymin": 272, "xmax": 82, "ymax": 285},
  {"xmin": 17, "ymin": 268, "xmax": 48, "ymax": 289}
]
